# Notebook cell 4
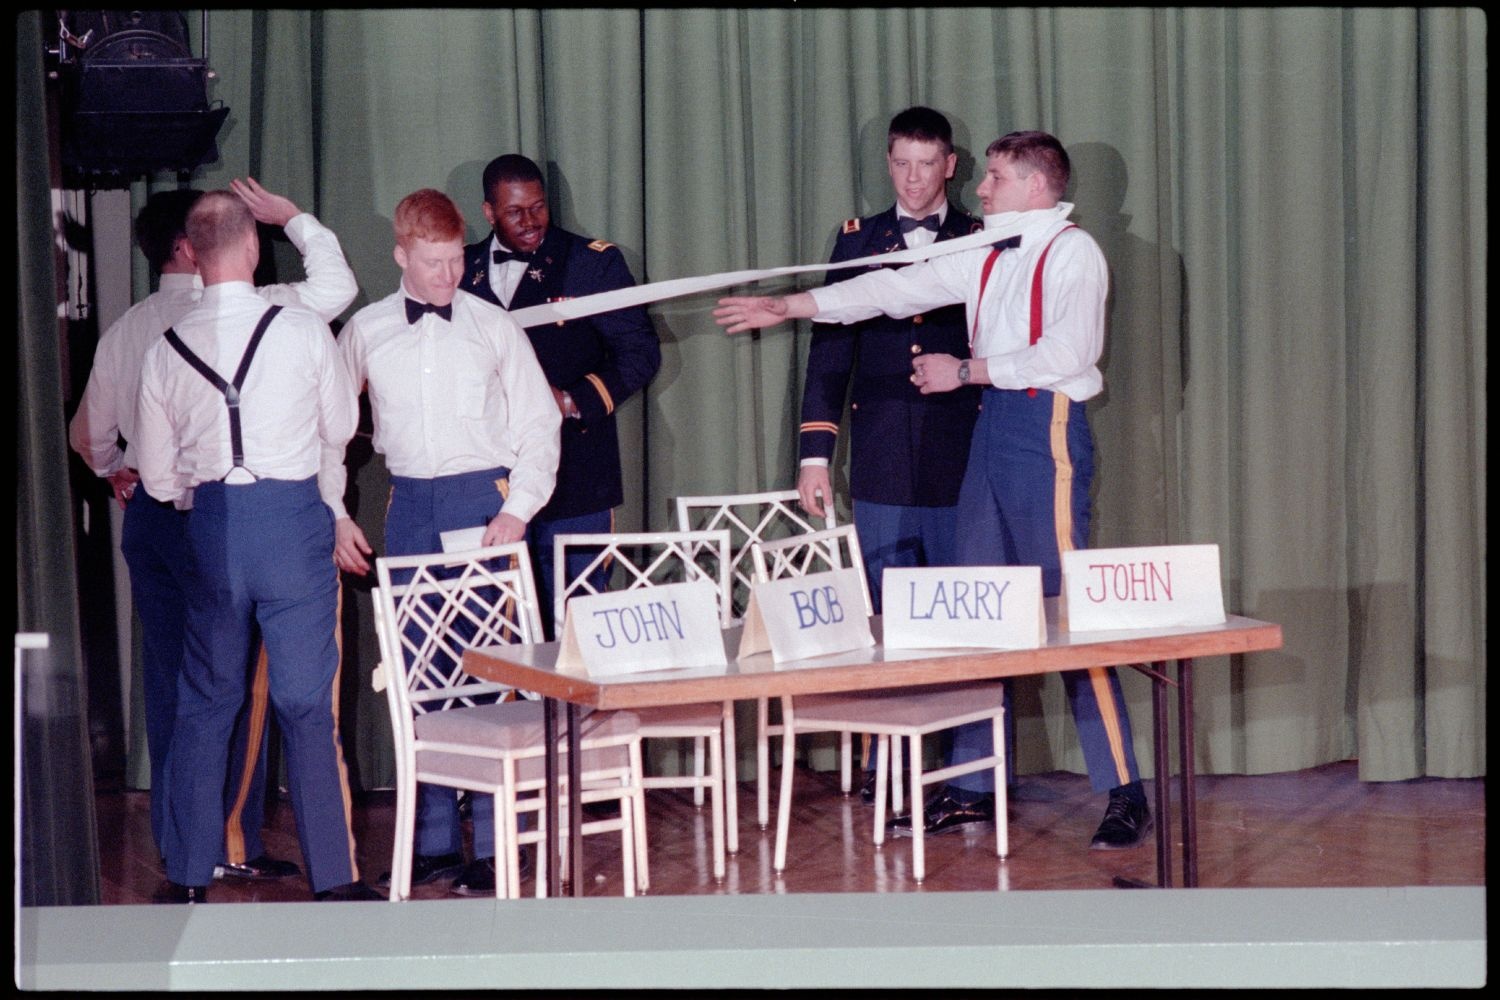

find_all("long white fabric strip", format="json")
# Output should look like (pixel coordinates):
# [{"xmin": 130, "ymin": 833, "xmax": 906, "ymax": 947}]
[{"xmin": 507, "ymin": 203, "xmax": 1075, "ymax": 327}]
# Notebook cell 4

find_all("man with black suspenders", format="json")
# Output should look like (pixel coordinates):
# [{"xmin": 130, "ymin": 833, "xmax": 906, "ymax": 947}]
[
  {"xmin": 136, "ymin": 190, "xmax": 378, "ymax": 901},
  {"xmin": 69, "ymin": 180, "xmax": 357, "ymax": 885},
  {"xmin": 716, "ymin": 130, "xmax": 1151, "ymax": 851}
]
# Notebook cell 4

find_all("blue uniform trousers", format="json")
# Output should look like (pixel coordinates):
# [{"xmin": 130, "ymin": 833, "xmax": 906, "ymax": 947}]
[
  {"xmin": 527, "ymin": 507, "xmax": 614, "ymax": 641},
  {"xmin": 386, "ymin": 467, "xmax": 513, "ymax": 860},
  {"xmin": 851, "ymin": 499, "xmax": 959, "ymax": 615},
  {"xmin": 123, "ymin": 488, "xmax": 273, "ymax": 863},
  {"xmin": 947, "ymin": 389, "xmax": 1141, "ymax": 796},
  {"xmin": 163, "ymin": 477, "xmax": 357, "ymax": 892}
]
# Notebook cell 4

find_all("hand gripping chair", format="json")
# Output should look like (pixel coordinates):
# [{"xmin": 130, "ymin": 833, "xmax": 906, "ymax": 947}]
[
  {"xmin": 674, "ymin": 490, "xmax": 880, "ymax": 829},
  {"xmin": 373, "ymin": 542, "xmax": 647, "ymax": 900},
  {"xmin": 751, "ymin": 526, "xmax": 1010, "ymax": 883},
  {"xmin": 552, "ymin": 528, "xmax": 736, "ymax": 882}
]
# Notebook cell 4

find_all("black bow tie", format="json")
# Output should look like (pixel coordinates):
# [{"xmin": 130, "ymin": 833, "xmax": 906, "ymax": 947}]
[
  {"xmin": 990, "ymin": 235, "xmax": 1023, "ymax": 251},
  {"xmin": 405, "ymin": 298, "xmax": 453, "ymax": 324},
  {"xmin": 899, "ymin": 214, "xmax": 940, "ymax": 234},
  {"xmin": 493, "ymin": 248, "xmax": 534, "ymax": 265}
]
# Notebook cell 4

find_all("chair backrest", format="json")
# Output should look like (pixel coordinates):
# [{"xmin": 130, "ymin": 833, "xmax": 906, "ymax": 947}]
[
  {"xmin": 373, "ymin": 542, "xmax": 543, "ymax": 717},
  {"xmin": 552, "ymin": 529, "xmax": 734, "ymax": 635},
  {"xmin": 749, "ymin": 524, "xmax": 875, "ymax": 616},
  {"xmin": 673, "ymin": 489, "xmax": 836, "ymax": 620}
]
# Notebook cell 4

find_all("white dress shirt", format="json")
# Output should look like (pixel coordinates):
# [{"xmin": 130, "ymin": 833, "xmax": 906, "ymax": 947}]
[
  {"xmin": 68, "ymin": 213, "xmax": 357, "ymax": 479},
  {"xmin": 808, "ymin": 211, "xmax": 1107, "ymax": 402},
  {"xmin": 486, "ymin": 234, "xmax": 529, "ymax": 308},
  {"xmin": 331, "ymin": 285, "xmax": 561, "ymax": 524},
  {"xmin": 135, "ymin": 282, "xmax": 358, "ymax": 506}
]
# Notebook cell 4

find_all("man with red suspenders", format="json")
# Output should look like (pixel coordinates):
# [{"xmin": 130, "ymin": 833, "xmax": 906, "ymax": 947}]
[{"xmin": 715, "ymin": 130, "xmax": 1150, "ymax": 851}]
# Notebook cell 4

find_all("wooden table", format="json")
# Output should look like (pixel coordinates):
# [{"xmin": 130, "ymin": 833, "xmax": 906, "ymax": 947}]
[{"xmin": 463, "ymin": 611, "xmax": 1282, "ymax": 895}]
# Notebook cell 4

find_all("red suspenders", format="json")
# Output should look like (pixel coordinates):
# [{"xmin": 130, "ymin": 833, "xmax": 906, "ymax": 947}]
[{"xmin": 971, "ymin": 225, "xmax": 1078, "ymax": 397}]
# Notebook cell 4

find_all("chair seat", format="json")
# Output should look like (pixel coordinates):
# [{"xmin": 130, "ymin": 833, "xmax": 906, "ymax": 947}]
[
  {"xmin": 635, "ymin": 701, "xmax": 724, "ymax": 736},
  {"xmin": 414, "ymin": 701, "xmax": 640, "ymax": 786},
  {"xmin": 791, "ymin": 681, "xmax": 1006, "ymax": 735}
]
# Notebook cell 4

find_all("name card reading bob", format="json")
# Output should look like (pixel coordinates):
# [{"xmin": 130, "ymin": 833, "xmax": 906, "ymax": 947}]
[
  {"xmin": 737, "ymin": 568, "xmax": 874, "ymax": 663},
  {"xmin": 557, "ymin": 581, "xmax": 727, "ymax": 677},
  {"xmin": 1061, "ymin": 544, "xmax": 1226, "ymax": 632},
  {"xmin": 882, "ymin": 565, "xmax": 1044, "ymax": 650}
]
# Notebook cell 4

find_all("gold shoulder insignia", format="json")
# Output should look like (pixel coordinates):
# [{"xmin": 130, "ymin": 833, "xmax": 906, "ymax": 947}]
[
  {"xmin": 587, "ymin": 239, "xmax": 615, "ymax": 252},
  {"xmin": 842, "ymin": 218, "xmax": 861, "ymax": 235}
]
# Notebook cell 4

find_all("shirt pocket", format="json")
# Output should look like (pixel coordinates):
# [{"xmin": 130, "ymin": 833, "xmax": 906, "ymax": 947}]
[{"xmin": 457, "ymin": 377, "xmax": 489, "ymax": 420}]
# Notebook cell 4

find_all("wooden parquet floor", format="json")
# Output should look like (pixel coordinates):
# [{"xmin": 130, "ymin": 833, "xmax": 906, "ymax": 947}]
[{"xmin": 95, "ymin": 759, "xmax": 1484, "ymax": 903}]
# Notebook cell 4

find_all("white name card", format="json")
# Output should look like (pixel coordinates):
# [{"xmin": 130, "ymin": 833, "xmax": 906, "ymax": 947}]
[
  {"xmin": 737, "ymin": 568, "xmax": 874, "ymax": 662},
  {"xmin": 882, "ymin": 565, "xmax": 1044, "ymax": 650},
  {"xmin": 439, "ymin": 526, "xmax": 486, "ymax": 553},
  {"xmin": 1061, "ymin": 544, "xmax": 1226, "ymax": 632},
  {"xmin": 557, "ymin": 581, "xmax": 727, "ymax": 677}
]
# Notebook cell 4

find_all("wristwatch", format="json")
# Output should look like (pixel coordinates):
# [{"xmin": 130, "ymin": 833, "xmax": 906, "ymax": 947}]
[{"xmin": 957, "ymin": 360, "xmax": 971, "ymax": 385}]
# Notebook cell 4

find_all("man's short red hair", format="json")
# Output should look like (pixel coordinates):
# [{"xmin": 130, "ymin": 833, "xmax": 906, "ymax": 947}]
[{"xmin": 394, "ymin": 188, "xmax": 464, "ymax": 247}]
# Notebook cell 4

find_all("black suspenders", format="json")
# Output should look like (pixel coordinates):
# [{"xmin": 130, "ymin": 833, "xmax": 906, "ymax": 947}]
[{"xmin": 163, "ymin": 305, "xmax": 283, "ymax": 481}]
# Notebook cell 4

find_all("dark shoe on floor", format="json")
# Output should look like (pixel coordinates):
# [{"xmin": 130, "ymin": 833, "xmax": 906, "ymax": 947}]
[
  {"xmin": 858, "ymin": 771, "xmax": 877, "ymax": 804},
  {"xmin": 450, "ymin": 856, "xmax": 497, "ymax": 896},
  {"xmin": 215, "ymin": 853, "xmax": 303, "ymax": 881},
  {"xmin": 314, "ymin": 881, "xmax": 385, "ymax": 901},
  {"xmin": 376, "ymin": 851, "xmax": 464, "ymax": 889},
  {"xmin": 1090, "ymin": 791, "xmax": 1152, "ymax": 850},
  {"xmin": 152, "ymin": 881, "xmax": 209, "ymax": 904},
  {"xmin": 888, "ymin": 789, "xmax": 994, "ymax": 837}
]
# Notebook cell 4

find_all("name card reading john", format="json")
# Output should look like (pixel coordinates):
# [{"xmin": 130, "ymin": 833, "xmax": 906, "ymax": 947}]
[
  {"xmin": 882, "ymin": 565, "xmax": 1044, "ymax": 650},
  {"xmin": 556, "ymin": 581, "xmax": 727, "ymax": 677},
  {"xmin": 737, "ymin": 567, "xmax": 874, "ymax": 663},
  {"xmin": 1061, "ymin": 544, "xmax": 1226, "ymax": 632}
]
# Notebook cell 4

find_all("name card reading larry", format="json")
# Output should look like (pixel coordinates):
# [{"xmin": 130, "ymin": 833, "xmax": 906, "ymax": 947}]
[
  {"xmin": 556, "ymin": 581, "xmax": 727, "ymax": 677},
  {"xmin": 882, "ymin": 565, "xmax": 1044, "ymax": 650},
  {"xmin": 1061, "ymin": 544, "xmax": 1226, "ymax": 632},
  {"xmin": 737, "ymin": 567, "xmax": 874, "ymax": 663}
]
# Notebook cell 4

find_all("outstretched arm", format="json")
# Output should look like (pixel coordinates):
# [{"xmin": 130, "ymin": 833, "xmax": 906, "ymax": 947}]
[{"xmin": 713, "ymin": 291, "xmax": 818, "ymax": 334}]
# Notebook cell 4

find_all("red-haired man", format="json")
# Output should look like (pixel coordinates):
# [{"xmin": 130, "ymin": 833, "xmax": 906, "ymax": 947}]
[{"xmin": 328, "ymin": 188, "xmax": 560, "ymax": 894}]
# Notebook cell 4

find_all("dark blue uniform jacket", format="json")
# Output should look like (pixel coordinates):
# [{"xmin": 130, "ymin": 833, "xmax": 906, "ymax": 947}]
[
  {"xmin": 799, "ymin": 205, "xmax": 982, "ymax": 507},
  {"xmin": 463, "ymin": 225, "xmax": 660, "ymax": 521}
]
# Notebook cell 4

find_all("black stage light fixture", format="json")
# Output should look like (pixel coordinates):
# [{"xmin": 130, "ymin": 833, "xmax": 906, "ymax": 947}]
[{"xmin": 53, "ymin": 11, "xmax": 231, "ymax": 188}]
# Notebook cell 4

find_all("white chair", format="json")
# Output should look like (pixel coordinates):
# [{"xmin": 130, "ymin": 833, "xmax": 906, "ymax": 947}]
[
  {"xmin": 675, "ymin": 490, "xmax": 879, "ymax": 829},
  {"xmin": 373, "ymin": 542, "xmax": 648, "ymax": 900},
  {"xmin": 751, "ymin": 527, "xmax": 1010, "ymax": 884},
  {"xmin": 553, "ymin": 529, "xmax": 736, "ymax": 880}
]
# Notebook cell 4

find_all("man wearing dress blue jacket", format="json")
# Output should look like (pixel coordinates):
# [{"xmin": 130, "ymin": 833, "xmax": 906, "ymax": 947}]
[
  {"xmin": 462, "ymin": 154, "xmax": 661, "ymax": 643},
  {"xmin": 798, "ymin": 106, "xmax": 982, "ymax": 613},
  {"xmin": 797, "ymin": 107, "xmax": 982, "ymax": 803}
]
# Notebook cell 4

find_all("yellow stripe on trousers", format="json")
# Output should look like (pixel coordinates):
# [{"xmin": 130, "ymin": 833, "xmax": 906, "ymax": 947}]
[
  {"xmin": 1049, "ymin": 392, "xmax": 1131, "ymax": 786},
  {"xmin": 330, "ymin": 580, "xmax": 361, "ymax": 879},
  {"xmin": 222, "ymin": 643, "xmax": 272, "ymax": 865}
]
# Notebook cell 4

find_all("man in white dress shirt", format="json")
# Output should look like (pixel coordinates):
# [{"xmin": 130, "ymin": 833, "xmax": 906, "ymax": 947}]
[
  {"xmin": 136, "ymin": 190, "xmax": 375, "ymax": 901},
  {"xmin": 69, "ymin": 180, "xmax": 356, "ymax": 885},
  {"xmin": 329, "ymin": 188, "xmax": 561, "ymax": 895},
  {"xmin": 715, "ymin": 130, "xmax": 1151, "ymax": 851}
]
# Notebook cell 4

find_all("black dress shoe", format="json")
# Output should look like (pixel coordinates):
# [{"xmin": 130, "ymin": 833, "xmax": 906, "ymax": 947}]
[
  {"xmin": 215, "ymin": 853, "xmax": 303, "ymax": 881},
  {"xmin": 888, "ymin": 789, "xmax": 994, "ymax": 837},
  {"xmin": 152, "ymin": 881, "xmax": 209, "ymax": 904},
  {"xmin": 1090, "ymin": 791, "xmax": 1152, "ymax": 850},
  {"xmin": 450, "ymin": 856, "xmax": 497, "ymax": 896},
  {"xmin": 376, "ymin": 851, "xmax": 464, "ymax": 888},
  {"xmin": 313, "ymin": 881, "xmax": 385, "ymax": 901},
  {"xmin": 858, "ymin": 771, "xmax": 877, "ymax": 804}
]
